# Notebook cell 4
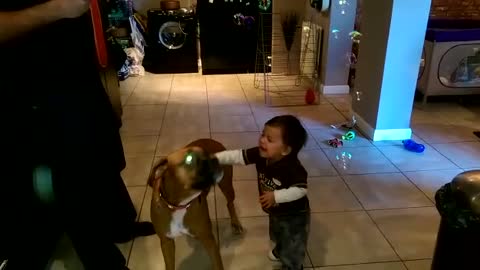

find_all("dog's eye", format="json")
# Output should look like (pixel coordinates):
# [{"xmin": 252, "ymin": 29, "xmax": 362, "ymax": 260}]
[
  {"xmin": 185, "ymin": 154, "xmax": 194, "ymax": 165},
  {"xmin": 184, "ymin": 152, "xmax": 198, "ymax": 168}
]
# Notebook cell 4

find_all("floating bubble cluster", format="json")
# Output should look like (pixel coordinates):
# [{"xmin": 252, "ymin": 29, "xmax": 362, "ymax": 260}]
[{"xmin": 336, "ymin": 151, "xmax": 352, "ymax": 170}]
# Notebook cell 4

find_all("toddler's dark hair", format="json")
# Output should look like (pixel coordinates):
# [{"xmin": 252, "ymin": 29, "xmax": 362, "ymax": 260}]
[{"xmin": 265, "ymin": 115, "xmax": 307, "ymax": 155}]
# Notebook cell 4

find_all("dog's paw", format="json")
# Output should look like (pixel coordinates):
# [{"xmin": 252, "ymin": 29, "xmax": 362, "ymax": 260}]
[{"xmin": 231, "ymin": 222, "xmax": 245, "ymax": 235}]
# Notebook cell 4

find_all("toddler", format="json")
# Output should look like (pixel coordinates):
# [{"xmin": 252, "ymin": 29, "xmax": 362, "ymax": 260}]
[{"xmin": 215, "ymin": 115, "xmax": 310, "ymax": 270}]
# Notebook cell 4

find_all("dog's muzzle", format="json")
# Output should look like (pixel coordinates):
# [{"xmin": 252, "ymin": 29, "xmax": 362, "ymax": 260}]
[
  {"xmin": 182, "ymin": 151, "xmax": 224, "ymax": 190},
  {"xmin": 200, "ymin": 155, "xmax": 224, "ymax": 186}
]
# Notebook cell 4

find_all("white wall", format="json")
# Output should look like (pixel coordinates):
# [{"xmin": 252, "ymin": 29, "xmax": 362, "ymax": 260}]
[{"xmin": 271, "ymin": 0, "xmax": 307, "ymax": 74}]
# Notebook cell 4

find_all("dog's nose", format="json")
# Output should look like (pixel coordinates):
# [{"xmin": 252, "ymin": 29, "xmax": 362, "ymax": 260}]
[{"xmin": 208, "ymin": 157, "xmax": 224, "ymax": 183}]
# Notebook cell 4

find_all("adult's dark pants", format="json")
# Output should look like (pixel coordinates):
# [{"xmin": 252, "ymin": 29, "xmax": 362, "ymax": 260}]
[
  {"xmin": 0, "ymin": 165, "xmax": 135, "ymax": 270},
  {"xmin": 0, "ymin": 108, "xmax": 137, "ymax": 269},
  {"xmin": 0, "ymin": 57, "xmax": 142, "ymax": 268},
  {"xmin": 0, "ymin": 9, "xmax": 137, "ymax": 268}
]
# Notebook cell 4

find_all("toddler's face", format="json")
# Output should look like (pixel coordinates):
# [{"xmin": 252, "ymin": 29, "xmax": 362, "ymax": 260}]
[{"xmin": 258, "ymin": 125, "xmax": 290, "ymax": 161}]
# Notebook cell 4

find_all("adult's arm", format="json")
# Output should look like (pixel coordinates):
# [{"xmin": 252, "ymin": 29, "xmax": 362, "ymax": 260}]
[
  {"xmin": 0, "ymin": 0, "xmax": 90, "ymax": 44},
  {"xmin": 0, "ymin": 2, "xmax": 61, "ymax": 44}
]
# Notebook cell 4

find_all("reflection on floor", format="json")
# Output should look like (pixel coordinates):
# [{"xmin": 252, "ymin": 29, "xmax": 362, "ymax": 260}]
[{"xmin": 50, "ymin": 73, "xmax": 480, "ymax": 270}]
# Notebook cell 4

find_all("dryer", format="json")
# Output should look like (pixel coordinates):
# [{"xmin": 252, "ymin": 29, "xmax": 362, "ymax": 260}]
[
  {"xmin": 144, "ymin": 9, "xmax": 198, "ymax": 74},
  {"xmin": 197, "ymin": 0, "xmax": 261, "ymax": 74}
]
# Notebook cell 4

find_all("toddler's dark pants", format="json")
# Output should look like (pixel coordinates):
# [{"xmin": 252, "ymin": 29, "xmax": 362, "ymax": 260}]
[{"xmin": 269, "ymin": 212, "xmax": 310, "ymax": 270}]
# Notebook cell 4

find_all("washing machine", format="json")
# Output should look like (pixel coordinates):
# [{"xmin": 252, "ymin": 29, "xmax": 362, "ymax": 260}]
[{"xmin": 144, "ymin": 9, "xmax": 198, "ymax": 74}]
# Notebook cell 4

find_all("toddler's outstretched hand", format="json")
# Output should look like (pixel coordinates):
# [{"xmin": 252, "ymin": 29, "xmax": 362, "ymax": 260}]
[{"xmin": 259, "ymin": 192, "xmax": 276, "ymax": 209}]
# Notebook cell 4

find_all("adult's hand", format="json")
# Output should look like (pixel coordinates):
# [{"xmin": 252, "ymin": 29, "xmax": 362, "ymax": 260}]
[{"xmin": 48, "ymin": 0, "xmax": 91, "ymax": 19}]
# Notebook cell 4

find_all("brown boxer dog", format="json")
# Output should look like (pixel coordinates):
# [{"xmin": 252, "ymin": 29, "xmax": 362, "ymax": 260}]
[{"xmin": 148, "ymin": 138, "xmax": 243, "ymax": 270}]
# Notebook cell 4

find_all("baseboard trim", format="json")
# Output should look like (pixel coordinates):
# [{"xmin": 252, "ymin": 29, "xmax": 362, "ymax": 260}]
[
  {"xmin": 353, "ymin": 112, "xmax": 412, "ymax": 141},
  {"xmin": 321, "ymin": 84, "xmax": 350, "ymax": 95}
]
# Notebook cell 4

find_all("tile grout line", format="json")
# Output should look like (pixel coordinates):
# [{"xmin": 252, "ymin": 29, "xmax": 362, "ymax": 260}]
[
  {"xmin": 242, "ymin": 74, "xmax": 279, "ymax": 131},
  {"xmin": 324, "ymin": 94, "xmax": 449, "ymax": 206},
  {"xmin": 204, "ymin": 75, "xmax": 212, "ymax": 140},
  {"xmin": 124, "ymin": 184, "xmax": 148, "ymax": 265},
  {"xmin": 402, "ymin": 124, "xmax": 471, "ymax": 170},
  {"xmin": 126, "ymin": 75, "xmax": 174, "ymax": 265},
  {"xmin": 368, "ymin": 129, "xmax": 455, "ymax": 207},
  {"xmin": 121, "ymin": 75, "xmax": 144, "ymax": 266},
  {"xmin": 314, "ymin": 146, "xmax": 407, "ymax": 266},
  {"xmin": 122, "ymin": 77, "xmax": 141, "ymax": 106},
  {"xmin": 152, "ymin": 75, "xmax": 174, "ymax": 161},
  {"xmin": 309, "ymin": 259, "xmax": 409, "ymax": 268},
  {"xmin": 237, "ymin": 74, "xmax": 260, "ymax": 130},
  {"xmin": 204, "ymin": 75, "xmax": 220, "ymax": 241},
  {"xmin": 344, "ymin": 109, "xmax": 436, "ymax": 263},
  {"xmin": 316, "ymin": 97, "xmax": 407, "ymax": 266},
  {"xmin": 217, "ymin": 208, "xmax": 435, "ymax": 220},
  {"xmin": 427, "ymin": 142, "xmax": 471, "ymax": 169},
  {"xmin": 362, "ymin": 132, "xmax": 442, "ymax": 265},
  {"xmin": 337, "ymin": 174, "xmax": 406, "ymax": 265}
]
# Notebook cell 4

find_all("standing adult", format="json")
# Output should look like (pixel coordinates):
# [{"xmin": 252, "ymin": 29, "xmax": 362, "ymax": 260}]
[{"xmin": 0, "ymin": 0, "xmax": 154, "ymax": 269}]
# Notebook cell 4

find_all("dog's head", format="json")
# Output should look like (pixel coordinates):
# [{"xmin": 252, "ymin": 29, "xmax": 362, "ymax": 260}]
[{"xmin": 148, "ymin": 146, "xmax": 223, "ymax": 192}]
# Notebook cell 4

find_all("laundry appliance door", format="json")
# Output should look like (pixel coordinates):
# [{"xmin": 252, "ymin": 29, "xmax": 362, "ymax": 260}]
[
  {"xmin": 158, "ymin": 21, "xmax": 187, "ymax": 50},
  {"xmin": 198, "ymin": 0, "xmax": 269, "ymax": 75}
]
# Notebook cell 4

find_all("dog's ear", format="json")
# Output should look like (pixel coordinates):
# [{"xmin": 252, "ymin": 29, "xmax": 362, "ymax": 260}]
[{"xmin": 148, "ymin": 158, "xmax": 168, "ymax": 188}]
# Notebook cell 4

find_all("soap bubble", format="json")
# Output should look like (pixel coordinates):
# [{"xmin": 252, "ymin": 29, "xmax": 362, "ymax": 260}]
[
  {"xmin": 338, "ymin": 0, "xmax": 348, "ymax": 15},
  {"xmin": 336, "ymin": 151, "xmax": 352, "ymax": 170},
  {"xmin": 332, "ymin": 29, "xmax": 340, "ymax": 39},
  {"xmin": 345, "ymin": 52, "xmax": 357, "ymax": 67},
  {"xmin": 233, "ymin": 13, "xmax": 243, "ymax": 26},
  {"xmin": 355, "ymin": 90, "xmax": 363, "ymax": 101}
]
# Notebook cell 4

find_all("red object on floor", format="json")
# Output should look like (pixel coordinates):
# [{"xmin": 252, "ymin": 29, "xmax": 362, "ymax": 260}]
[
  {"xmin": 90, "ymin": 0, "xmax": 108, "ymax": 69},
  {"xmin": 305, "ymin": 88, "xmax": 316, "ymax": 104}
]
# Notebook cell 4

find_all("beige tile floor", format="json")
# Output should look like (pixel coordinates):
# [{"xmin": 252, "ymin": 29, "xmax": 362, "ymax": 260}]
[{"xmin": 51, "ymin": 73, "xmax": 480, "ymax": 269}]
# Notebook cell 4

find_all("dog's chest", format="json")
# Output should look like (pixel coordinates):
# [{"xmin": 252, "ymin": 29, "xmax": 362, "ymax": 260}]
[
  {"xmin": 166, "ymin": 208, "xmax": 191, "ymax": 238},
  {"xmin": 164, "ymin": 191, "xmax": 202, "ymax": 239}
]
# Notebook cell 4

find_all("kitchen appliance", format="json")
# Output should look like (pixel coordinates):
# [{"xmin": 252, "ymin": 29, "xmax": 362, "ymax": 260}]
[{"xmin": 143, "ymin": 8, "xmax": 198, "ymax": 74}]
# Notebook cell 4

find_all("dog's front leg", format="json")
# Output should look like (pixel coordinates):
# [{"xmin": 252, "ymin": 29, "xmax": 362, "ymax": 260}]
[
  {"xmin": 198, "ymin": 232, "xmax": 224, "ymax": 270},
  {"xmin": 160, "ymin": 236, "xmax": 176, "ymax": 270}
]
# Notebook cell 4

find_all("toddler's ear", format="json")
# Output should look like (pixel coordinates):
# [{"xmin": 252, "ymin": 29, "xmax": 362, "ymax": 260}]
[{"xmin": 282, "ymin": 146, "xmax": 292, "ymax": 156}]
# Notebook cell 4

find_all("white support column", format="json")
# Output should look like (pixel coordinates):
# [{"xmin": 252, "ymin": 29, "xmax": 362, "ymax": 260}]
[{"xmin": 352, "ymin": 0, "xmax": 431, "ymax": 141}]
